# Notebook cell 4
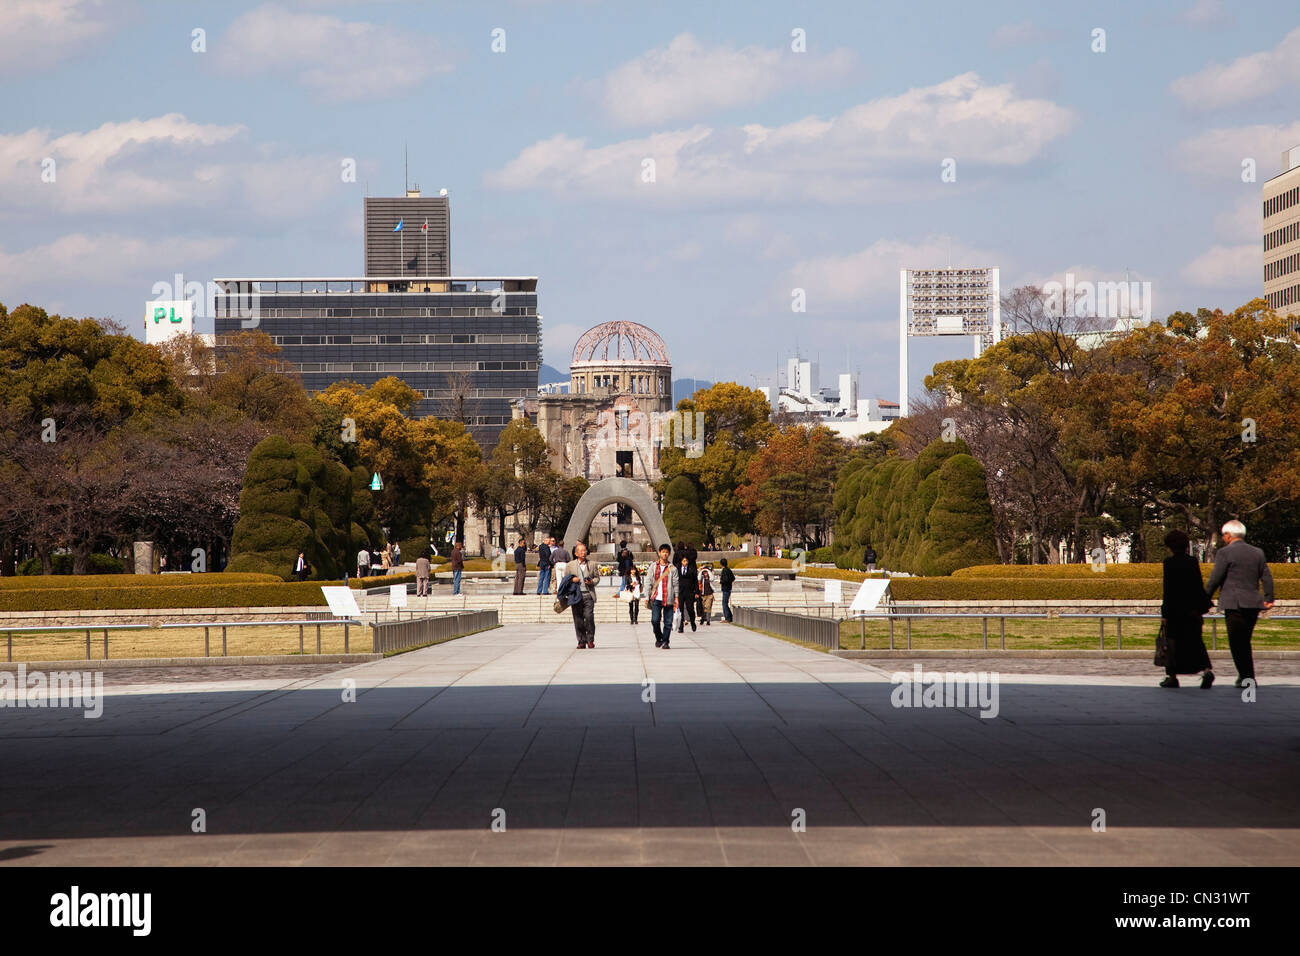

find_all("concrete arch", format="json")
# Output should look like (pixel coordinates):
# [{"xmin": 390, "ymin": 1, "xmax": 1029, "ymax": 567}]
[{"xmin": 562, "ymin": 477, "xmax": 671, "ymax": 552}]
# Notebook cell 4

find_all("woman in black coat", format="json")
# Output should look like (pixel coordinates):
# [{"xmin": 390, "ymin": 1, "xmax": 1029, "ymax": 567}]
[{"xmin": 1159, "ymin": 529, "xmax": 1214, "ymax": 688}]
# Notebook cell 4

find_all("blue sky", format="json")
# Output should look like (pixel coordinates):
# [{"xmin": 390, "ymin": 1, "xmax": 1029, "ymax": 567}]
[{"xmin": 2, "ymin": 0, "xmax": 1298, "ymax": 402}]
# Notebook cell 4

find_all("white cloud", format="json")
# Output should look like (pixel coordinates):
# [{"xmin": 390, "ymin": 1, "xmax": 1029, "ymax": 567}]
[
  {"xmin": 1214, "ymin": 194, "xmax": 1262, "ymax": 243},
  {"xmin": 787, "ymin": 236, "xmax": 1000, "ymax": 307},
  {"xmin": 1174, "ymin": 121, "xmax": 1300, "ymax": 180},
  {"xmin": 1180, "ymin": 244, "xmax": 1258, "ymax": 289},
  {"xmin": 0, "ymin": 113, "xmax": 350, "ymax": 220},
  {"xmin": 0, "ymin": 232, "xmax": 235, "ymax": 288},
  {"xmin": 539, "ymin": 321, "xmax": 586, "ymax": 368},
  {"xmin": 1170, "ymin": 26, "xmax": 1300, "ymax": 110},
  {"xmin": 0, "ymin": 0, "xmax": 116, "ymax": 74},
  {"xmin": 213, "ymin": 3, "xmax": 453, "ymax": 102},
  {"xmin": 487, "ymin": 73, "xmax": 1075, "ymax": 204},
  {"xmin": 598, "ymin": 33, "xmax": 854, "ymax": 126},
  {"xmin": 1177, "ymin": 0, "xmax": 1232, "ymax": 28}
]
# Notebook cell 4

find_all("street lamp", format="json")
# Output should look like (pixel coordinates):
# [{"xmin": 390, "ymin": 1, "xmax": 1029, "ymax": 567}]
[{"xmin": 600, "ymin": 508, "xmax": 617, "ymax": 550}]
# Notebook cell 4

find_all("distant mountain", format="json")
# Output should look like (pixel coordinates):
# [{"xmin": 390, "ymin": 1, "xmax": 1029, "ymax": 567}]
[
  {"xmin": 539, "ymin": 363, "xmax": 567, "ymax": 385},
  {"xmin": 673, "ymin": 378, "xmax": 713, "ymax": 406}
]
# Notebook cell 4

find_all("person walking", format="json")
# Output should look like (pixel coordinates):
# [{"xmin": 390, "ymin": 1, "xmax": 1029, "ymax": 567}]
[
  {"xmin": 698, "ymin": 564, "xmax": 714, "ymax": 625},
  {"xmin": 628, "ymin": 565, "xmax": 643, "ymax": 625},
  {"xmin": 864, "ymin": 545, "xmax": 878, "ymax": 574},
  {"xmin": 356, "ymin": 545, "xmax": 371, "ymax": 580},
  {"xmin": 415, "ymin": 551, "xmax": 431, "ymax": 598},
  {"xmin": 536, "ymin": 535, "xmax": 552, "ymax": 595},
  {"xmin": 1205, "ymin": 519, "xmax": 1274, "ymax": 688},
  {"xmin": 550, "ymin": 539, "xmax": 570, "ymax": 594},
  {"xmin": 513, "ymin": 537, "xmax": 527, "ymax": 595},
  {"xmin": 719, "ymin": 557, "xmax": 735, "ymax": 622},
  {"xmin": 392, "ymin": 541, "xmax": 401, "ymax": 566},
  {"xmin": 676, "ymin": 555, "xmax": 698, "ymax": 633},
  {"xmin": 1157, "ymin": 529, "xmax": 1214, "ymax": 688},
  {"xmin": 450, "ymin": 540, "xmax": 464, "ymax": 596},
  {"xmin": 648, "ymin": 543, "xmax": 678, "ymax": 648},
  {"xmin": 381, "ymin": 544, "xmax": 393, "ymax": 572},
  {"xmin": 617, "ymin": 542, "xmax": 634, "ymax": 593},
  {"xmin": 294, "ymin": 551, "xmax": 309, "ymax": 581},
  {"xmin": 562, "ymin": 542, "xmax": 598, "ymax": 649}
]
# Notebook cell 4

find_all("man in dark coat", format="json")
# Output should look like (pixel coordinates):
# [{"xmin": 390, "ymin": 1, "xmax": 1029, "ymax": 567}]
[
  {"xmin": 536, "ymin": 536, "xmax": 553, "ymax": 595},
  {"xmin": 1205, "ymin": 519, "xmax": 1274, "ymax": 687},
  {"xmin": 617, "ymin": 542, "xmax": 635, "ymax": 593},
  {"xmin": 675, "ymin": 556, "xmax": 698, "ymax": 633},
  {"xmin": 513, "ymin": 537, "xmax": 527, "ymax": 595},
  {"xmin": 863, "ymin": 545, "xmax": 877, "ymax": 573},
  {"xmin": 1158, "ymin": 529, "xmax": 1213, "ymax": 688},
  {"xmin": 719, "ymin": 557, "xmax": 736, "ymax": 622}
]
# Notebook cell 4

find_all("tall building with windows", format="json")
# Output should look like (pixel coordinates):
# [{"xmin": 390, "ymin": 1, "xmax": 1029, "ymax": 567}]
[
  {"xmin": 1264, "ymin": 146, "xmax": 1300, "ymax": 313},
  {"xmin": 899, "ymin": 267, "xmax": 1000, "ymax": 416},
  {"xmin": 213, "ymin": 192, "xmax": 539, "ymax": 451}
]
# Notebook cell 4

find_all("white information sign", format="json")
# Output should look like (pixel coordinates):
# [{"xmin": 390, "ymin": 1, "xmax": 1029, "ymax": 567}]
[
  {"xmin": 848, "ymin": 578, "xmax": 891, "ymax": 614},
  {"xmin": 320, "ymin": 585, "xmax": 362, "ymax": 618},
  {"xmin": 389, "ymin": 584, "xmax": 407, "ymax": 608},
  {"xmin": 823, "ymin": 579, "xmax": 842, "ymax": 603}
]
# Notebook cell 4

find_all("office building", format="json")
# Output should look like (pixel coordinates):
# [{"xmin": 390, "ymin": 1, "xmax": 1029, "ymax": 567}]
[
  {"xmin": 1264, "ymin": 146, "xmax": 1300, "ymax": 312},
  {"xmin": 213, "ymin": 190, "xmax": 539, "ymax": 451}
]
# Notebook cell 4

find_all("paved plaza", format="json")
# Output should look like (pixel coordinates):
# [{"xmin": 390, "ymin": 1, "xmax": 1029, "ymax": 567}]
[{"xmin": 1, "ymin": 620, "xmax": 1297, "ymax": 866}]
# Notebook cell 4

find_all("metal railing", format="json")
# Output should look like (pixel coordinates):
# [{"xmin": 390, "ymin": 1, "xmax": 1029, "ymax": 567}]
[
  {"xmin": 370, "ymin": 609, "xmax": 498, "ymax": 654},
  {"xmin": 734, "ymin": 606, "xmax": 839, "ymax": 650},
  {"xmin": 1, "ymin": 618, "xmax": 360, "ymax": 662},
  {"xmin": 734, "ymin": 606, "xmax": 1300, "ymax": 652}
]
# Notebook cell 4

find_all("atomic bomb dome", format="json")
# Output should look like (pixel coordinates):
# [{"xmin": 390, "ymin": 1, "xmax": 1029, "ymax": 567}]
[{"xmin": 569, "ymin": 321, "xmax": 672, "ymax": 397}]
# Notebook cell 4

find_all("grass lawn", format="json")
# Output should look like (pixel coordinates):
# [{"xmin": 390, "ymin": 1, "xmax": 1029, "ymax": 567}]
[
  {"xmin": 0, "ymin": 622, "xmax": 366, "ymax": 662},
  {"xmin": 834, "ymin": 615, "xmax": 1300, "ymax": 651}
]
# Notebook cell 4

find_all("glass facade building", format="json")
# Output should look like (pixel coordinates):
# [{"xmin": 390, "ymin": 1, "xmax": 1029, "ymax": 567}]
[{"xmin": 213, "ymin": 276, "xmax": 540, "ymax": 451}]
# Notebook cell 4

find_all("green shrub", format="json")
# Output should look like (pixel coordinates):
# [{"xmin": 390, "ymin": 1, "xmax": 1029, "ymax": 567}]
[
  {"xmin": 951, "ymin": 563, "xmax": 1300, "ymax": 580},
  {"xmin": 799, "ymin": 567, "xmax": 1300, "ymax": 600},
  {"xmin": 0, "ymin": 581, "xmax": 334, "ymax": 612},
  {"xmin": 811, "ymin": 547, "xmax": 833, "ymax": 563},
  {"xmin": 17, "ymin": 553, "xmax": 125, "ymax": 575},
  {"xmin": 0, "ymin": 572, "xmax": 281, "ymax": 590},
  {"xmin": 349, "ymin": 572, "xmax": 416, "ymax": 589}
]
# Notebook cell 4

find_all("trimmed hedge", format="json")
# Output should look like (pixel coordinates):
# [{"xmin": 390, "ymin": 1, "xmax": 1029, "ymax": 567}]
[
  {"xmin": 731, "ymin": 557, "xmax": 795, "ymax": 569},
  {"xmin": 952, "ymin": 563, "xmax": 1300, "ymax": 580},
  {"xmin": 350, "ymin": 572, "xmax": 416, "ymax": 589},
  {"xmin": 0, "ymin": 572, "xmax": 282, "ymax": 590},
  {"xmin": 0, "ymin": 581, "xmax": 332, "ymax": 612},
  {"xmin": 798, "ymin": 567, "xmax": 1300, "ymax": 601}
]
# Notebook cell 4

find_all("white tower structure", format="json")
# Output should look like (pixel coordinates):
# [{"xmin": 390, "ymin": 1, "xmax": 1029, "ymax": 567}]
[{"xmin": 899, "ymin": 267, "xmax": 1000, "ymax": 417}]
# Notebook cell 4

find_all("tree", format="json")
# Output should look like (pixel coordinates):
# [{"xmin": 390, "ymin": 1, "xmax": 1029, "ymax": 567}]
[
  {"xmin": 227, "ymin": 436, "xmax": 365, "ymax": 579},
  {"xmin": 658, "ymin": 382, "xmax": 775, "ymax": 540},
  {"xmin": 662, "ymin": 475, "xmax": 705, "ymax": 544},
  {"xmin": 473, "ymin": 418, "xmax": 553, "ymax": 548},
  {"xmin": 829, "ymin": 437, "xmax": 996, "ymax": 575},
  {"xmin": 736, "ymin": 424, "xmax": 847, "ymax": 547}
]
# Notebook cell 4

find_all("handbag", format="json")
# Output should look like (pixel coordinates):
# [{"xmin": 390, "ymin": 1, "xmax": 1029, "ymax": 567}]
[
  {"xmin": 553, "ymin": 598, "xmax": 566, "ymax": 614},
  {"xmin": 1153, "ymin": 618, "xmax": 1169, "ymax": 667}
]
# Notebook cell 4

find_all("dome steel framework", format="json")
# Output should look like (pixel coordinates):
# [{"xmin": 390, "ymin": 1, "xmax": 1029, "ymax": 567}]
[{"xmin": 571, "ymin": 321, "xmax": 670, "ymax": 365}]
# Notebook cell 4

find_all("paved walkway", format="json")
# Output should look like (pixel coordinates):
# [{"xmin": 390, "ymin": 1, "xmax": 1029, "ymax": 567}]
[{"xmin": 1, "ymin": 620, "xmax": 1297, "ymax": 865}]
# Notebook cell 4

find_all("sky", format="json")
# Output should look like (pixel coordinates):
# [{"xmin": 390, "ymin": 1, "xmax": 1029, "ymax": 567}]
[{"xmin": 2, "ymin": 0, "xmax": 1298, "ymax": 404}]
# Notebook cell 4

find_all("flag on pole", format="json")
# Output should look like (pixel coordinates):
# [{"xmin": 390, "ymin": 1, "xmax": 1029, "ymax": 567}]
[
  {"xmin": 421, "ymin": 219, "xmax": 428, "ymax": 233},
  {"xmin": 393, "ymin": 219, "xmax": 403, "ymax": 232}
]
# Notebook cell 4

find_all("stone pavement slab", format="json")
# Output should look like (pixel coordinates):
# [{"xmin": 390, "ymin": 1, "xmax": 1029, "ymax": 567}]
[{"xmin": 0, "ymin": 620, "xmax": 1297, "ymax": 865}]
